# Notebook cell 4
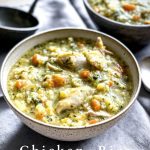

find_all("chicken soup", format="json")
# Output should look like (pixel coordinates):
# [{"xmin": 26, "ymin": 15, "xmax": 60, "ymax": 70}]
[
  {"xmin": 7, "ymin": 37, "xmax": 132, "ymax": 127},
  {"xmin": 89, "ymin": 0, "xmax": 150, "ymax": 25}
]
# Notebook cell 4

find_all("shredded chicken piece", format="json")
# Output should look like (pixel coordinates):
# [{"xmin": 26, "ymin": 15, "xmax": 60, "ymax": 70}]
[
  {"xmin": 46, "ymin": 62, "xmax": 62, "ymax": 72},
  {"xmin": 87, "ymin": 110, "xmax": 111, "ymax": 118},
  {"xmin": 101, "ymin": 49, "xmax": 114, "ymax": 55},
  {"xmin": 57, "ymin": 53, "xmax": 87, "ymax": 70},
  {"xmin": 56, "ymin": 87, "xmax": 94, "ymax": 114},
  {"xmin": 84, "ymin": 51, "xmax": 106, "ymax": 70}
]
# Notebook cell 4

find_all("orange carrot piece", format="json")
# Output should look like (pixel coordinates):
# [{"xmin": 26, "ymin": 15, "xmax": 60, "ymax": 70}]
[
  {"xmin": 123, "ymin": 4, "xmax": 136, "ymax": 11},
  {"xmin": 80, "ymin": 69, "xmax": 90, "ymax": 79},
  {"xmin": 52, "ymin": 75, "xmax": 65, "ymax": 87},
  {"xmin": 108, "ymin": 81, "xmax": 113, "ymax": 87},
  {"xmin": 15, "ymin": 80, "xmax": 24, "ymax": 90},
  {"xmin": 132, "ymin": 15, "xmax": 140, "ymax": 21},
  {"xmin": 91, "ymin": 99, "xmax": 101, "ymax": 111},
  {"xmin": 35, "ymin": 113, "xmax": 44, "ymax": 120},
  {"xmin": 89, "ymin": 119, "xmax": 98, "ymax": 124},
  {"xmin": 31, "ymin": 54, "xmax": 40, "ymax": 65}
]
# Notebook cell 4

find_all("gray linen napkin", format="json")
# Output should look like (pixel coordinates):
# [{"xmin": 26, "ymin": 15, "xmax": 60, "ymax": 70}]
[{"xmin": 0, "ymin": 0, "xmax": 150, "ymax": 150}]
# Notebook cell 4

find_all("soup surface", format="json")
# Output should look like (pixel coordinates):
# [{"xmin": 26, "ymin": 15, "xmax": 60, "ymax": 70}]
[
  {"xmin": 89, "ymin": 0, "xmax": 150, "ymax": 25},
  {"xmin": 8, "ymin": 37, "xmax": 132, "ymax": 127}
]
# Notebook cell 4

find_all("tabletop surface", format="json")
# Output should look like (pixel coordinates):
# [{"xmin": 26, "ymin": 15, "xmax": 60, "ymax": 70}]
[{"xmin": 0, "ymin": 0, "xmax": 150, "ymax": 150}]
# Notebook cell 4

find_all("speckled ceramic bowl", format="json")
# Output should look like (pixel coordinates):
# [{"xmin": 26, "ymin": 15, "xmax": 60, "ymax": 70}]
[
  {"xmin": 83, "ymin": 0, "xmax": 150, "ymax": 46},
  {"xmin": 0, "ymin": 28, "xmax": 141, "ymax": 141}
]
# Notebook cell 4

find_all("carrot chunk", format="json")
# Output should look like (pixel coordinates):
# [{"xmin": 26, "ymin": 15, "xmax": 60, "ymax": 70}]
[
  {"xmin": 123, "ymin": 4, "xmax": 136, "ymax": 11},
  {"xmin": 52, "ymin": 74, "xmax": 65, "ymax": 87},
  {"xmin": 89, "ymin": 119, "xmax": 98, "ymax": 124},
  {"xmin": 31, "ymin": 54, "xmax": 48, "ymax": 65},
  {"xmin": 91, "ymin": 99, "xmax": 101, "ymax": 111},
  {"xmin": 132, "ymin": 15, "xmax": 140, "ymax": 21},
  {"xmin": 108, "ymin": 81, "xmax": 113, "ymax": 87},
  {"xmin": 35, "ymin": 113, "xmax": 44, "ymax": 120},
  {"xmin": 15, "ymin": 80, "xmax": 24, "ymax": 90},
  {"xmin": 80, "ymin": 69, "xmax": 90, "ymax": 79},
  {"xmin": 31, "ymin": 54, "xmax": 40, "ymax": 65}
]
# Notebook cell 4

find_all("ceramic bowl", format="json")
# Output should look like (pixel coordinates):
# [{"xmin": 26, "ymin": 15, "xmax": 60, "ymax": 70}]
[
  {"xmin": 0, "ymin": 28, "xmax": 141, "ymax": 141},
  {"xmin": 83, "ymin": 0, "xmax": 150, "ymax": 46}
]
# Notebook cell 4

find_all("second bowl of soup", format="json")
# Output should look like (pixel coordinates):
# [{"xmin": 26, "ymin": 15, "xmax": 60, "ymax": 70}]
[{"xmin": 84, "ymin": 0, "xmax": 150, "ymax": 45}]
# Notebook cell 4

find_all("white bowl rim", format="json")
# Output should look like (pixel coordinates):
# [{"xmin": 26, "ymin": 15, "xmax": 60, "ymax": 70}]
[
  {"xmin": 83, "ymin": 0, "xmax": 150, "ymax": 28},
  {"xmin": 0, "ymin": 27, "xmax": 141, "ymax": 130}
]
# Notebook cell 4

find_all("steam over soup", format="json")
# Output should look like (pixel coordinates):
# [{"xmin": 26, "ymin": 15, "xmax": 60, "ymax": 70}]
[
  {"xmin": 89, "ymin": 0, "xmax": 150, "ymax": 25},
  {"xmin": 7, "ymin": 37, "xmax": 132, "ymax": 127}
]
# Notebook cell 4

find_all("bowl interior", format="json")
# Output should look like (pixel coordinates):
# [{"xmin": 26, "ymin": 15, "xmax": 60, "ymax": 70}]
[{"xmin": 0, "ymin": 28, "xmax": 141, "ymax": 128}]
